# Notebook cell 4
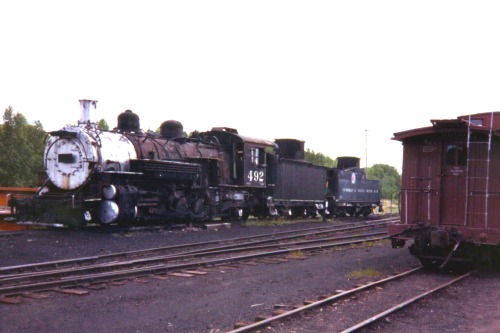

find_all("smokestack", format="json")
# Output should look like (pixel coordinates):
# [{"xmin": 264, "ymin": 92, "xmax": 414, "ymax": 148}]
[{"xmin": 78, "ymin": 99, "xmax": 98, "ymax": 125}]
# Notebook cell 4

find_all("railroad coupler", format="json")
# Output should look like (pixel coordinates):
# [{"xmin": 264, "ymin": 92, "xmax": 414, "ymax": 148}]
[{"xmin": 391, "ymin": 238, "xmax": 406, "ymax": 248}]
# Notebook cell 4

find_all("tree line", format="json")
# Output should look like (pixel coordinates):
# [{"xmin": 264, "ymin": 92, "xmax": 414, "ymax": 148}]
[
  {"xmin": 0, "ymin": 107, "xmax": 45, "ymax": 187},
  {"xmin": 0, "ymin": 107, "xmax": 110, "ymax": 187},
  {"xmin": 0, "ymin": 107, "xmax": 401, "ymax": 199}
]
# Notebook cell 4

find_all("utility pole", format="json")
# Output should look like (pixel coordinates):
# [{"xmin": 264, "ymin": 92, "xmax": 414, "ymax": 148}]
[{"xmin": 365, "ymin": 129, "xmax": 368, "ymax": 170}]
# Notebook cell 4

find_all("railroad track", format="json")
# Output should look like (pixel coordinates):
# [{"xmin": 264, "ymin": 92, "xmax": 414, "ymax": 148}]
[
  {"xmin": 1, "ymin": 217, "xmax": 397, "ymax": 275},
  {"xmin": 227, "ymin": 267, "xmax": 476, "ymax": 333},
  {"xmin": 0, "ymin": 218, "xmax": 397, "ymax": 300}
]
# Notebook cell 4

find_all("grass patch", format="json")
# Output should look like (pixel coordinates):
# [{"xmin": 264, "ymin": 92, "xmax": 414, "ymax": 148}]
[
  {"xmin": 362, "ymin": 240, "xmax": 383, "ymax": 247},
  {"xmin": 347, "ymin": 268, "xmax": 382, "ymax": 279},
  {"xmin": 288, "ymin": 250, "xmax": 306, "ymax": 258}
]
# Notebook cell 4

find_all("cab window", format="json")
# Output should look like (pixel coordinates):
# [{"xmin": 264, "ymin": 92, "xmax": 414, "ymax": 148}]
[{"xmin": 250, "ymin": 147, "xmax": 266, "ymax": 166}]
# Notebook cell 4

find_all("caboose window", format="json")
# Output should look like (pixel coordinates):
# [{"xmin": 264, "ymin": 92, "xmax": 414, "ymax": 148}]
[
  {"xmin": 445, "ymin": 144, "xmax": 466, "ymax": 166},
  {"xmin": 470, "ymin": 119, "xmax": 483, "ymax": 126},
  {"xmin": 58, "ymin": 153, "xmax": 75, "ymax": 164}
]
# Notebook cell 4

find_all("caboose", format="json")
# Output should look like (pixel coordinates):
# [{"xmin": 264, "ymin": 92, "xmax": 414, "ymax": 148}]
[{"xmin": 388, "ymin": 112, "xmax": 500, "ymax": 267}]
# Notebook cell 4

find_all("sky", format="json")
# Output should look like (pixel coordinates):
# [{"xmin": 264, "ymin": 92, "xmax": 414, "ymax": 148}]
[{"xmin": 2, "ymin": 1, "xmax": 500, "ymax": 172}]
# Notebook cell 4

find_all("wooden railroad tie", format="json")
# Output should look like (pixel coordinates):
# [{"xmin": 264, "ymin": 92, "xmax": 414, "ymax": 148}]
[
  {"xmin": 234, "ymin": 322, "xmax": 253, "ymax": 329},
  {"xmin": 84, "ymin": 283, "xmax": 107, "ymax": 290},
  {"xmin": 110, "ymin": 281, "xmax": 126, "ymax": 286},
  {"xmin": 271, "ymin": 309, "xmax": 288, "ymax": 316},
  {"xmin": 182, "ymin": 270, "xmax": 207, "ymax": 275},
  {"xmin": 23, "ymin": 292, "xmax": 49, "ymax": 299},
  {"xmin": 54, "ymin": 288, "xmax": 89, "ymax": 296},
  {"xmin": 168, "ymin": 272, "xmax": 194, "ymax": 278},
  {"xmin": 0, "ymin": 297, "xmax": 22, "ymax": 305}
]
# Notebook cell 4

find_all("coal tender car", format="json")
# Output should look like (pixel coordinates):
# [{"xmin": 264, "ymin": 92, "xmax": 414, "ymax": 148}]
[
  {"xmin": 18, "ymin": 100, "xmax": 382, "ymax": 226},
  {"xmin": 325, "ymin": 157, "xmax": 383, "ymax": 217},
  {"xmin": 265, "ymin": 139, "xmax": 327, "ymax": 218}
]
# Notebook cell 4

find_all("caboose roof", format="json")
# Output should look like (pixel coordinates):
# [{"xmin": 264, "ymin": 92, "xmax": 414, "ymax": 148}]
[{"xmin": 392, "ymin": 111, "xmax": 500, "ymax": 141}]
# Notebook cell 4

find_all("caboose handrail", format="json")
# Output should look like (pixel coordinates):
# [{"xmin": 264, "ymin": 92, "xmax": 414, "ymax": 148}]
[
  {"xmin": 399, "ymin": 188, "xmax": 438, "ymax": 192},
  {"xmin": 399, "ymin": 188, "xmax": 438, "ymax": 225}
]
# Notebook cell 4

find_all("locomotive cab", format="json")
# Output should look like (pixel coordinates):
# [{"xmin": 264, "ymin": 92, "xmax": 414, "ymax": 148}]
[
  {"xmin": 206, "ymin": 128, "xmax": 277, "ymax": 188},
  {"xmin": 195, "ymin": 127, "xmax": 277, "ymax": 220}
]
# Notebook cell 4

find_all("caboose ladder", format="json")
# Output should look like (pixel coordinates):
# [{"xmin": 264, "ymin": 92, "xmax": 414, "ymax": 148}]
[{"xmin": 464, "ymin": 112, "xmax": 493, "ymax": 228}]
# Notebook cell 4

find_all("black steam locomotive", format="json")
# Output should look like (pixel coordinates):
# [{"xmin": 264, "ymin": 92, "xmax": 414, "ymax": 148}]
[{"xmin": 18, "ymin": 100, "xmax": 382, "ymax": 226}]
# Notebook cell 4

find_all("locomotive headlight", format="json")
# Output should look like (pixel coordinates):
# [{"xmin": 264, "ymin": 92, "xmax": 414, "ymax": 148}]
[{"xmin": 102, "ymin": 185, "xmax": 117, "ymax": 200}]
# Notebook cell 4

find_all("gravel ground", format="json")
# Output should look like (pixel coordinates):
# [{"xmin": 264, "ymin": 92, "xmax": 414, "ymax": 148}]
[{"xmin": 0, "ymin": 220, "xmax": 498, "ymax": 333}]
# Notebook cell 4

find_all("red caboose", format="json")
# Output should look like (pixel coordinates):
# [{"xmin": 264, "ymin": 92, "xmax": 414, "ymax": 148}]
[{"xmin": 388, "ymin": 112, "xmax": 500, "ymax": 268}]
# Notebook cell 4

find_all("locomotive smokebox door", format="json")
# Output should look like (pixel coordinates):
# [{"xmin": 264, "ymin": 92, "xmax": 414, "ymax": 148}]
[{"xmin": 45, "ymin": 132, "xmax": 98, "ymax": 190}]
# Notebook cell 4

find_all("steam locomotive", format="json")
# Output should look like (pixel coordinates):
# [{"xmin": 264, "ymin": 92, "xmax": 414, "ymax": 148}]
[{"xmin": 18, "ymin": 100, "xmax": 382, "ymax": 226}]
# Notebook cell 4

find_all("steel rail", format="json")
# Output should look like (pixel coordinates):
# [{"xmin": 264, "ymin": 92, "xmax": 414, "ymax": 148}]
[
  {"xmin": 340, "ymin": 270, "xmax": 475, "ymax": 333},
  {"xmin": 226, "ymin": 266, "xmax": 423, "ymax": 333},
  {"xmin": 0, "ymin": 235, "xmax": 389, "ymax": 297}
]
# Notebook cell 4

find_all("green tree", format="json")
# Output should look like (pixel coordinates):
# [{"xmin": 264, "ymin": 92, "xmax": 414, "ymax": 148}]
[
  {"xmin": 97, "ymin": 118, "xmax": 109, "ymax": 130},
  {"xmin": 304, "ymin": 149, "xmax": 336, "ymax": 168},
  {"xmin": 0, "ymin": 107, "xmax": 45, "ymax": 187},
  {"xmin": 367, "ymin": 164, "xmax": 401, "ymax": 199}
]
